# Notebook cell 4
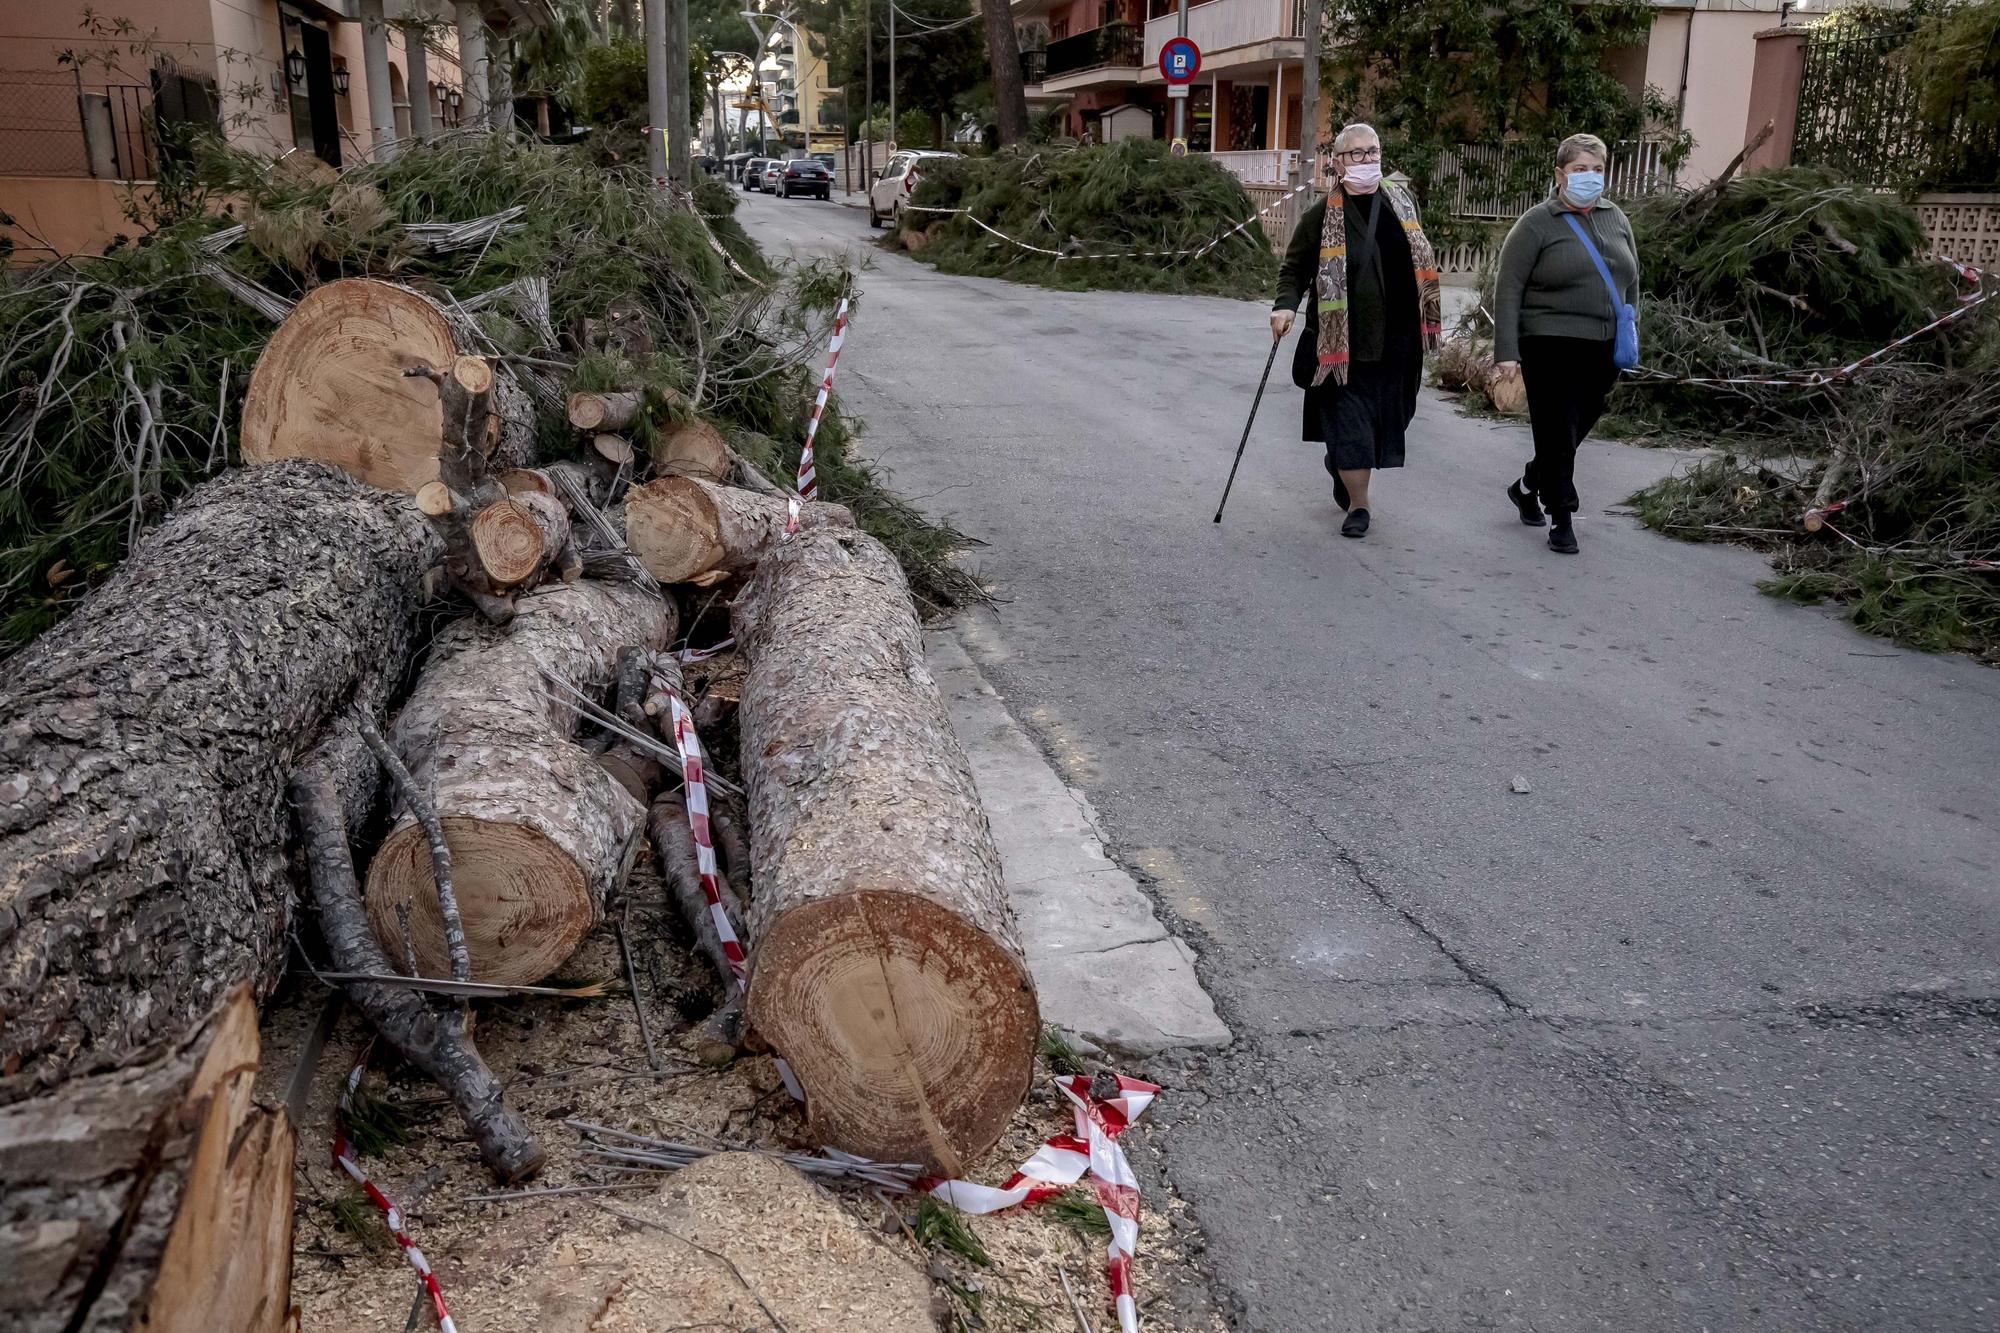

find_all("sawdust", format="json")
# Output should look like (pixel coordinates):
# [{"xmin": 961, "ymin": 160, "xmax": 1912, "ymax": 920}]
[{"xmin": 260, "ymin": 862, "xmax": 1226, "ymax": 1333}]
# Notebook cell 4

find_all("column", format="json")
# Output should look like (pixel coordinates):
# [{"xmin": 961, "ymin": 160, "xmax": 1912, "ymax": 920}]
[
  {"xmin": 403, "ymin": 24, "xmax": 434, "ymax": 138},
  {"xmin": 454, "ymin": 0, "xmax": 489, "ymax": 129},
  {"xmin": 359, "ymin": 0, "xmax": 397, "ymax": 155},
  {"xmin": 489, "ymin": 29, "xmax": 514, "ymax": 136}
]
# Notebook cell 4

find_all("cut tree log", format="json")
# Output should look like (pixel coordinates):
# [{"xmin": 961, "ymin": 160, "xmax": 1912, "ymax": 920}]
[
  {"xmin": 650, "ymin": 417, "xmax": 732, "ymax": 481},
  {"xmin": 567, "ymin": 389, "xmax": 646, "ymax": 432},
  {"xmin": 0, "ymin": 460, "xmax": 437, "ymax": 1096},
  {"xmin": 363, "ymin": 582, "xmax": 674, "ymax": 985},
  {"xmin": 649, "ymin": 790, "xmax": 750, "ymax": 990},
  {"xmin": 0, "ymin": 989, "xmax": 295, "ymax": 1333},
  {"xmin": 241, "ymin": 278, "xmax": 531, "ymax": 491},
  {"xmin": 0, "ymin": 461, "xmax": 432, "ymax": 1327},
  {"xmin": 625, "ymin": 475, "xmax": 853, "ymax": 585},
  {"xmin": 472, "ymin": 488, "xmax": 576, "ymax": 587},
  {"xmin": 293, "ymin": 709, "xmax": 543, "ymax": 1183},
  {"xmin": 736, "ymin": 529, "xmax": 1038, "ymax": 1173}
]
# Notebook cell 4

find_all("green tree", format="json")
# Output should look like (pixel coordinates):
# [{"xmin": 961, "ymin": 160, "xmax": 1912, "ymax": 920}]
[
  {"xmin": 1326, "ymin": 0, "xmax": 1675, "ymax": 244},
  {"xmin": 794, "ymin": 0, "xmax": 987, "ymax": 146},
  {"xmin": 1906, "ymin": 0, "xmax": 2000, "ymax": 188}
]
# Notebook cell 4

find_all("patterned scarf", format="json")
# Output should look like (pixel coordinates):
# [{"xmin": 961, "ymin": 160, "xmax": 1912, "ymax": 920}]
[{"xmin": 1313, "ymin": 180, "xmax": 1443, "ymax": 387}]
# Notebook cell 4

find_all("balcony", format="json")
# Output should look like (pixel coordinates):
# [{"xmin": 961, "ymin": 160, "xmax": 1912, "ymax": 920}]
[
  {"xmin": 1045, "ymin": 22, "xmax": 1145, "ymax": 82},
  {"xmin": 1142, "ymin": 0, "xmax": 1303, "ymax": 71}
]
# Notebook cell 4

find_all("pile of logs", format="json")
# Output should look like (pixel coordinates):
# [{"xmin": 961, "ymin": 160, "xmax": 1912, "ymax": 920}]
[{"xmin": 0, "ymin": 279, "xmax": 1036, "ymax": 1331}]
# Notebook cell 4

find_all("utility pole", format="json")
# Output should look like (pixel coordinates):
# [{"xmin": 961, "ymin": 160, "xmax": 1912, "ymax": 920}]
[
  {"xmin": 888, "ymin": 0, "xmax": 895, "ymax": 148},
  {"xmin": 864, "ymin": 0, "xmax": 874, "ymax": 178},
  {"xmin": 644, "ymin": 0, "xmax": 670, "ymax": 180},
  {"xmin": 1174, "ymin": 0, "xmax": 1188, "ymax": 145},
  {"xmin": 1294, "ymin": 0, "xmax": 1320, "ymax": 187},
  {"xmin": 667, "ymin": 0, "xmax": 690, "ymax": 182}
]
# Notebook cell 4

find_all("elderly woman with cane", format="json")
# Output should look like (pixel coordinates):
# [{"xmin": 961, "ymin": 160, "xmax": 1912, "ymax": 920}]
[
  {"xmin": 1269, "ymin": 122, "xmax": 1443, "ymax": 539},
  {"xmin": 1491, "ymin": 132, "xmax": 1643, "ymax": 555}
]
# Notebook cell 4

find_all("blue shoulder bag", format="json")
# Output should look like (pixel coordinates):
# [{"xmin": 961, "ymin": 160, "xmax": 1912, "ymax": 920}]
[{"xmin": 1562, "ymin": 212, "xmax": 1640, "ymax": 370}]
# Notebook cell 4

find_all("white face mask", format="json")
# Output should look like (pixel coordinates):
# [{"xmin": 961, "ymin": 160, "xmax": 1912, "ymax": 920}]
[{"xmin": 1343, "ymin": 161, "xmax": 1383, "ymax": 190}]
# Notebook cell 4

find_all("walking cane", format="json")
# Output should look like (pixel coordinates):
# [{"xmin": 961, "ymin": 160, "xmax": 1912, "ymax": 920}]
[{"xmin": 1212, "ymin": 336, "xmax": 1282, "ymax": 524}]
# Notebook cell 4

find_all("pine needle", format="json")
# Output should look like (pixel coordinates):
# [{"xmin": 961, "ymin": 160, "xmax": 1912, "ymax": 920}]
[{"xmin": 912, "ymin": 1197, "xmax": 993, "ymax": 1269}]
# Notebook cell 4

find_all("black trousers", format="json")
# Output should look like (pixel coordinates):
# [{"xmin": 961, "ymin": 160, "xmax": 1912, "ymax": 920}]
[{"xmin": 1519, "ymin": 335, "xmax": 1618, "ymax": 519}]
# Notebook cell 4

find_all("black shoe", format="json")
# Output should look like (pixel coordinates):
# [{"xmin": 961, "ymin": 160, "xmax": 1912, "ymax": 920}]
[
  {"xmin": 1508, "ymin": 479, "xmax": 1546, "ymax": 527},
  {"xmin": 1334, "ymin": 475, "xmax": 1351, "ymax": 512},
  {"xmin": 1341, "ymin": 507, "xmax": 1370, "ymax": 538},
  {"xmin": 1548, "ymin": 521, "xmax": 1578, "ymax": 555}
]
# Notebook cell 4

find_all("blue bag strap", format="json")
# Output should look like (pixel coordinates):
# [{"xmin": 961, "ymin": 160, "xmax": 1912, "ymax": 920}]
[{"xmin": 1562, "ymin": 212, "xmax": 1621, "ymax": 310}]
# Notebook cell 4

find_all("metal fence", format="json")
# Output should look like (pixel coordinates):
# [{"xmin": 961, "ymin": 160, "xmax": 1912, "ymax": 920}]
[
  {"xmin": 1793, "ymin": 17, "xmax": 1999, "ymax": 190},
  {"xmin": 1045, "ymin": 22, "xmax": 1144, "ymax": 79},
  {"xmin": 1430, "ymin": 137, "xmax": 1676, "ymax": 219},
  {"xmin": 0, "ymin": 71, "xmax": 156, "ymax": 180}
]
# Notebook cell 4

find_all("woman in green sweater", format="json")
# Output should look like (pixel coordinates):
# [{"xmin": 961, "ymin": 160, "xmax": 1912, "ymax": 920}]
[
  {"xmin": 1491, "ymin": 133, "xmax": 1641, "ymax": 555},
  {"xmin": 1270, "ymin": 123, "xmax": 1443, "ymax": 539}
]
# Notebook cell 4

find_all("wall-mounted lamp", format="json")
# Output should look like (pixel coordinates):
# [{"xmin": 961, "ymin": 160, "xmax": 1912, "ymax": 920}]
[
  {"xmin": 448, "ymin": 87, "xmax": 462, "ymax": 109},
  {"xmin": 284, "ymin": 47, "xmax": 307, "ymax": 87},
  {"xmin": 333, "ymin": 65, "xmax": 350, "ymax": 96}
]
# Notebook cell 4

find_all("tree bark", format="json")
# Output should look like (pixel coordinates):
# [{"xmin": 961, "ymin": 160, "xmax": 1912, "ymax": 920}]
[
  {"xmin": 735, "ymin": 529, "xmax": 1038, "ymax": 1173},
  {"xmin": 292, "ymin": 710, "xmax": 544, "ymax": 1183},
  {"xmin": 624, "ymin": 475, "xmax": 852, "ymax": 585},
  {"xmin": 982, "ymin": 0, "xmax": 1029, "ymax": 146},
  {"xmin": 648, "ymin": 790, "xmax": 749, "ymax": 990},
  {"xmin": 0, "ymin": 460, "xmax": 438, "ymax": 1099},
  {"xmin": 363, "ymin": 582, "xmax": 674, "ymax": 986},
  {"xmin": 0, "ymin": 989, "xmax": 294, "ymax": 1333}
]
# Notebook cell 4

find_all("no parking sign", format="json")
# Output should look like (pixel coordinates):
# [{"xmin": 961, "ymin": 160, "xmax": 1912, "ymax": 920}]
[{"xmin": 1160, "ymin": 36, "xmax": 1201, "ymax": 96}]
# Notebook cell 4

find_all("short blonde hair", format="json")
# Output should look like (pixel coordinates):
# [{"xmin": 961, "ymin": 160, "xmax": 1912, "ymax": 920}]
[
  {"xmin": 1556, "ymin": 133, "xmax": 1609, "ymax": 167},
  {"xmin": 1331, "ymin": 122, "xmax": 1379, "ymax": 155}
]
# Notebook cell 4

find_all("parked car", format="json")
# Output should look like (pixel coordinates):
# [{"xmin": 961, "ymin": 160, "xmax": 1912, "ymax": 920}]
[
  {"xmin": 781, "ymin": 158, "xmax": 832, "ymax": 199},
  {"xmin": 760, "ymin": 160, "xmax": 784, "ymax": 192},
  {"xmin": 741, "ymin": 157, "xmax": 769, "ymax": 191},
  {"xmin": 868, "ymin": 150, "xmax": 957, "ymax": 229},
  {"xmin": 722, "ymin": 151, "xmax": 757, "ymax": 182}
]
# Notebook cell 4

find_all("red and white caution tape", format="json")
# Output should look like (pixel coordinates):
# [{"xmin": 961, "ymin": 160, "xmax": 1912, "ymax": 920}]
[
  {"xmin": 787, "ymin": 296, "xmax": 850, "ymax": 533},
  {"xmin": 656, "ymin": 661, "xmax": 805, "ymax": 1100},
  {"xmin": 928, "ymin": 1074, "xmax": 1161, "ymax": 1333},
  {"xmin": 1630, "ymin": 286, "xmax": 1997, "ymax": 388},
  {"xmin": 905, "ymin": 182, "xmax": 1310, "ymax": 263},
  {"xmin": 332, "ymin": 1055, "xmax": 458, "ymax": 1333}
]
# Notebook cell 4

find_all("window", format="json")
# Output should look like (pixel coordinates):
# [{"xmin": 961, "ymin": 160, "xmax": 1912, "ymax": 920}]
[{"xmin": 1052, "ymin": 17, "xmax": 1069, "ymax": 40}]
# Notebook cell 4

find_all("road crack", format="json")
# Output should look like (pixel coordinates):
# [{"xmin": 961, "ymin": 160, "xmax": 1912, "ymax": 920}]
[{"xmin": 1261, "ymin": 784, "xmax": 1529, "ymax": 1014}]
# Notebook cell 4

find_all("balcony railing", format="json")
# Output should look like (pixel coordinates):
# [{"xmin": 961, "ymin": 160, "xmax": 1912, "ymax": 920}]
[
  {"xmin": 1020, "ymin": 49, "xmax": 1047, "ymax": 86},
  {"xmin": 1045, "ymin": 22, "xmax": 1144, "ymax": 79}
]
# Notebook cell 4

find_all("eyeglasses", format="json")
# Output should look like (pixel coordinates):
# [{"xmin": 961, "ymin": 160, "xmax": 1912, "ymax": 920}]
[{"xmin": 1335, "ymin": 147, "xmax": 1382, "ymax": 163}]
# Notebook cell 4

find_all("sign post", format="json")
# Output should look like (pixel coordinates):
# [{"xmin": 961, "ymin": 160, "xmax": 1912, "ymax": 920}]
[{"xmin": 1160, "ymin": 35, "xmax": 1201, "ymax": 143}]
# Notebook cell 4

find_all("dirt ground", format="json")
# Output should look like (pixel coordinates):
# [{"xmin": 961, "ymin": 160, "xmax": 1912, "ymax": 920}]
[{"xmin": 258, "ymin": 860, "xmax": 1226, "ymax": 1333}]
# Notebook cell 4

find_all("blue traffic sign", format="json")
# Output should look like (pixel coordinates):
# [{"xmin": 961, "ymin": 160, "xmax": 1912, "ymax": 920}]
[{"xmin": 1159, "ymin": 36, "xmax": 1202, "ymax": 85}]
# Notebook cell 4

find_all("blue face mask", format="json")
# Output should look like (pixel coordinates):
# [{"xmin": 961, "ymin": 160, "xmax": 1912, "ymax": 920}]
[{"xmin": 1562, "ymin": 169, "xmax": 1605, "ymax": 207}]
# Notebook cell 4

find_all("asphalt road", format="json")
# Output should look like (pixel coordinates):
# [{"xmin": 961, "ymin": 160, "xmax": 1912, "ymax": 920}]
[{"xmin": 733, "ymin": 187, "xmax": 2000, "ymax": 1332}]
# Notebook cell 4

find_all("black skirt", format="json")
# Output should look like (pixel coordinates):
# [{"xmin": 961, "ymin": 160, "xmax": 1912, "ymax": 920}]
[{"xmin": 1301, "ymin": 333, "xmax": 1423, "ymax": 472}]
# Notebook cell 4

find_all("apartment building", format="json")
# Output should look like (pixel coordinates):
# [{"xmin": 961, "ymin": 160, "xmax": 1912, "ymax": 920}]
[{"xmin": 2, "ymin": 0, "xmax": 548, "ymax": 257}]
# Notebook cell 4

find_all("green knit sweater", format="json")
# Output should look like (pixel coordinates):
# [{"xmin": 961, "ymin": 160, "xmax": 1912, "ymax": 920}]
[{"xmin": 1491, "ymin": 199, "xmax": 1641, "ymax": 362}]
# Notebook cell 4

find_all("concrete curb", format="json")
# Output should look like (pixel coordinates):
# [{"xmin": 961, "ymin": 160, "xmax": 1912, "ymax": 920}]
[{"xmin": 928, "ymin": 631, "xmax": 1231, "ymax": 1059}]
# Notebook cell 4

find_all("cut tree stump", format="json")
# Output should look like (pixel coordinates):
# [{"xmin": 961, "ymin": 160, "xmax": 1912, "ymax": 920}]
[
  {"xmin": 736, "ymin": 529, "xmax": 1037, "ymax": 1173},
  {"xmin": 624, "ymin": 475, "xmax": 852, "ymax": 585},
  {"xmin": 363, "ymin": 582, "xmax": 674, "ymax": 985},
  {"xmin": 650, "ymin": 418, "xmax": 732, "ymax": 481},
  {"xmin": 0, "ymin": 989, "xmax": 294, "ymax": 1333},
  {"xmin": 0, "ymin": 461, "xmax": 431, "ymax": 1328},
  {"xmin": 241, "ymin": 279, "xmax": 531, "ymax": 492}
]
